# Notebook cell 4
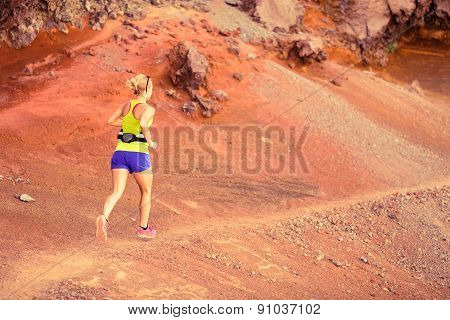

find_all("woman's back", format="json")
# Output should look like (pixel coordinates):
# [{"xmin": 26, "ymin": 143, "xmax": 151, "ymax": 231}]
[{"xmin": 116, "ymin": 99, "xmax": 153, "ymax": 154}]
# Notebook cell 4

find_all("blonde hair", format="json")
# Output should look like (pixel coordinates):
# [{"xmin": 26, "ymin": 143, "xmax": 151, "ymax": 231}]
[{"xmin": 126, "ymin": 74, "xmax": 153, "ymax": 99}]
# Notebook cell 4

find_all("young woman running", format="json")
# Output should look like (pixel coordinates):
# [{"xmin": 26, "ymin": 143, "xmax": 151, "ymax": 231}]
[{"xmin": 96, "ymin": 74, "xmax": 157, "ymax": 241}]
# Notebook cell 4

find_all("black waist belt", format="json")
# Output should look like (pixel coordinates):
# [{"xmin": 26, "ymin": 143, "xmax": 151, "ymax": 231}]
[{"xmin": 118, "ymin": 130, "xmax": 147, "ymax": 143}]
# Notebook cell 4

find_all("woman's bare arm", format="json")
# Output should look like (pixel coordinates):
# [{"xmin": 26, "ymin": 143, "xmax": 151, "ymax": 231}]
[
  {"xmin": 139, "ymin": 105, "xmax": 156, "ymax": 147},
  {"xmin": 107, "ymin": 103, "xmax": 127, "ymax": 127}
]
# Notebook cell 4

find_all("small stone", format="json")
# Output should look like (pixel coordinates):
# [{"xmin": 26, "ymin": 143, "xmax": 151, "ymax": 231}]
[
  {"xmin": 130, "ymin": 217, "xmax": 136, "ymax": 222},
  {"xmin": 210, "ymin": 89, "xmax": 228, "ymax": 102},
  {"xmin": 18, "ymin": 194, "xmax": 35, "ymax": 202},
  {"xmin": 360, "ymin": 257, "xmax": 369, "ymax": 264},
  {"xmin": 232, "ymin": 72, "xmax": 243, "ymax": 81},
  {"xmin": 166, "ymin": 89, "xmax": 176, "ymax": 97},
  {"xmin": 92, "ymin": 22, "xmax": 102, "ymax": 31},
  {"xmin": 248, "ymin": 53, "xmax": 257, "ymax": 60},
  {"xmin": 114, "ymin": 34, "xmax": 122, "ymax": 44},
  {"xmin": 330, "ymin": 78, "xmax": 342, "ymax": 86},
  {"xmin": 181, "ymin": 101, "xmax": 199, "ymax": 116},
  {"xmin": 23, "ymin": 64, "xmax": 33, "ymax": 76},
  {"xmin": 288, "ymin": 61, "xmax": 296, "ymax": 69},
  {"xmin": 203, "ymin": 110, "xmax": 212, "ymax": 118},
  {"xmin": 49, "ymin": 71, "xmax": 55, "ymax": 77},
  {"xmin": 228, "ymin": 45, "xmax": 240, "ymax": 56},
  {"xmin": 133, "ymin": 33, "xmax": 147, "ymax": 41},
  {"xmin": 316, "ymin": 250, "xmax": 325, "ymax": 261},
  {"xmin": 109, "ymin": 10, "xmax": 118, "ymax": 20},
  {"xmin": 408, "ymin": 79, "xmax": 423, "ymax": 96},
  {"xmin": 329, "ymin": 259, "xmax": 343, "ymax": 267},
  {"xmin": 388, "ymin": 212, "xmax": 397, "ymax": 220},
  {"xmin": 0, "ymin": 175, "xmax": 3, "ymax": 181},
  {"xmin": 225, "ymin": 0, "xmax": 239, "ymax": 6},
  {"xmin": 64, "ymin": 49, "xmax": 76, "ymax": 59},
  {"xmin": 196, "ymin": 94, "xmax": 222, "ymax": 116}
]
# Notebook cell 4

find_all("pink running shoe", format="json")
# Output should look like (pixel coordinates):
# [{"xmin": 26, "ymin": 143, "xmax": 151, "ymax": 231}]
[
  {"xmin": 96, "ymin": 215, "xmax": 107, "ymax": 241},
  {"xmin": 137, "ymin": 226, "xmax": 156, "ymax": 240}
]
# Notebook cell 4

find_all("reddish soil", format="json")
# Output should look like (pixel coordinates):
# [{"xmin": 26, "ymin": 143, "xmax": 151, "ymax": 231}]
[{"xmin": 0, "ymin": 5, "xmax": 449, "ymax": 299}]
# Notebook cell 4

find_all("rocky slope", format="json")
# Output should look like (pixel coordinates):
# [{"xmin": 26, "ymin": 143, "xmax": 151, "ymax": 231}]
[
  {"xmin": 1, "ymin": 0, "xmax": 448, "ymax": 65},
  {"xmin": 0, "ymin": 0, "xmax": 146, "ymax": 48},
  {"xmin": 0, "ymin": 0, "xmax": 211, "ymax": 48}
]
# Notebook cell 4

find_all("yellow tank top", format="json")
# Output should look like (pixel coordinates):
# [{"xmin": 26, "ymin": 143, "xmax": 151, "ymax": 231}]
[{"xmin": 115, "ymin": 99, "xmax": 153, "ymax": 154}]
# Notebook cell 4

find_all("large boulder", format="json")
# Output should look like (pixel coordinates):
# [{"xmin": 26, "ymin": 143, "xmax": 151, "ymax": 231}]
[
  {"xmin": 168, "ymin": 41, "xmax": 210, "ymax": 91},
  {"xmin": 292, "ymin": 37, "xmax": 327, "ymax": 63},
  {"xmin": 321, "ymin": 0, "xmax": 450, "ymax": 63},
  {"xmin": 325, "ymin": 0, "xmax": 392, "ymax": 41},
  {"xmin": 239, "ymin": 0, "xmax": 304, "ymax": 32},
  {"xmin": 387, "ymin": 0, "xmax": 417, "ymax": 23},
  {"xmin": 276, "ymin": 34, "xmax": 327, "ymax": 63},
  {"xmin": 435, "ymin": 0, "xmax": 450, "ymax": 21},
  {"xmin": 323, "ymin": 0, "xmax": 443, "ymax": 42}
]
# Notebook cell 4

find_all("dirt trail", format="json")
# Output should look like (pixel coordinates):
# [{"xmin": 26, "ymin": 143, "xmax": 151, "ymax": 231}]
[{"xmin": 0, "ymin": 5, "xmax": 449, "ymax": 299}]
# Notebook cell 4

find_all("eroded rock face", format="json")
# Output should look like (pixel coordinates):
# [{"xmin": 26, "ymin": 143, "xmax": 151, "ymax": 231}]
[
  {"xmin": 168, "ymin": 41, "xmax": 210, "ymax": 91},
  {"xmin": 239, "ymin": 0, "xmax": 304, "ymax": 32},
  {"xmin": 0, "ymin": 0, "xmax": 212, "ymax": 48},
  {"xmin": 0, "ymin": 0, "xmax": 151, "ymax": 48},
  {"xmin": 434, "ymin": 0, "xmax": 450, "ymax": 22},
  {"xmin": 325, "ymin": 0, "xmax": 449, "ymax": 42},
  {"xmin": 387, "ymin": 0, "xmax": 417, "ymax": 23},
  {"xmin": 326, "ymin": 0, "xmax": 395, "ymax": 41},
  {"xmin": 6, "ymin": 9, "xmax": 45, "ymax": 49},
  {"xmin": 323, "ymin": 0, "xmax": 448, "ymax": 63}
]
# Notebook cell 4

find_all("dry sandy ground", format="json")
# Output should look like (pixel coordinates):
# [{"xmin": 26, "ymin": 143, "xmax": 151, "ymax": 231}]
[{"xmin": 0, "ymin": 5, "xmax": 449, "ymax": 299}]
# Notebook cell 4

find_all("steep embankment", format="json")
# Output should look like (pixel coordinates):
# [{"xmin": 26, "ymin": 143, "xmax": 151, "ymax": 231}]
[{"xmin": 0, "ymin": 3, "xmax": 448, "ymax": 299}]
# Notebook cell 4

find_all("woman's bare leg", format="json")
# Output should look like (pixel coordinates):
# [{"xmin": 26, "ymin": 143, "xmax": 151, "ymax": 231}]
[
  {"xmin": 102, "ymin": 169, "xmax": 129, "ymax": 220},
  {"xmin": 133, "ymin": 169, "xmax": 153, "ymax": 228}
]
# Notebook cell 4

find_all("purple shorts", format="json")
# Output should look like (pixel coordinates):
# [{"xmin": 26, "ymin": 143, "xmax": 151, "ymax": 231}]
[{"xmin": 111, "ymin": 151, "xmax": 151, "ymax": 173}]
